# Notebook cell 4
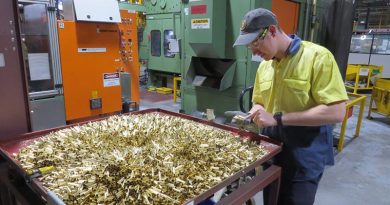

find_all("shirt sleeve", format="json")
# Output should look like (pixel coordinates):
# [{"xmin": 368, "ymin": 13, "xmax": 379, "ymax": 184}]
[
  {"xmin": 311, "ymin": 52, "xmax": 348, "ymax": 104},
  {"xmin": 252, "ymin": 64, "xmax": 264, "ymax": 105}
]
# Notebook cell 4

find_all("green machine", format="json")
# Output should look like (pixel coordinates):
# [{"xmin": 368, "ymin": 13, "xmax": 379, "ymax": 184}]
[
  {"xmin": 180, "ymin": 0, "xmax": 270, "ymax": 116},
  {"xmin": 180, "ymin": 0, "xmax": 335, "ymax": 117},
  {"xmin": 136, "ymin": 0, "xmax": 336, "ymax": 117},
  {"xmin": 139, "ymin": 0, "xmax": 183, "ymax": 86}
]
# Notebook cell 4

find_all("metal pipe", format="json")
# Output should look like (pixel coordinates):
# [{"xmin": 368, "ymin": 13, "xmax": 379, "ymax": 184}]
[
  {"xmin": 365, "ymin": 8, "xmax": 370, "ymax": 29},
  {"xmin": 172, "ymin": 12, "xmax": 181, "ymax": 37},
  {"xmin": 173, "ymin": 12, "xmax": 176, "ymax": 37},
  {"xmin": 49, "ymin": 0, "xmax": 64, "ymax": 94},
  {"xmin": 29, "ymin": 90, "xmax": 59, "ymax": 99},
  {"xmin": 18, "ymin": 0, "xmax": 50, "ymax": 3},
  {"xmin": 368, "ymin": 31, "xmax": 375, "ymax": 65},
  {"xmin": 303, "ymin": 0, "xmax": 311, "ymax": 40},
  {"xmin": 310, "ymin": 0, "xmax": 317, "ymax": 42}
]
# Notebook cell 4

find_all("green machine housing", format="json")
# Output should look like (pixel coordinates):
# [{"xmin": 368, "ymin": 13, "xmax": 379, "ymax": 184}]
[
  {"xmin": 181, "ymin": 0, "xmax": 270, "ymax": 116},
  {"xmin": 139, "ymin": 0, "xmax": 182, "ymax": 87}
]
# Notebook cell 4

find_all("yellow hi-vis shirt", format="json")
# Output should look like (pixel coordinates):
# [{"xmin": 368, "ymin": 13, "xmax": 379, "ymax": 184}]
[{"xmin": 252, "ymin": 41, "xmax": 348, "ymax": 114}]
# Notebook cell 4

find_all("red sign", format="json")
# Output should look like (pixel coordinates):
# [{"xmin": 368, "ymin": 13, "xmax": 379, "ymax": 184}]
[
  {"xmin": 104, "ymin": 73, "xmax": 119, "ymax": 79},
  {"xmin": 191, "ymin": 5, "xmax": 207, "ymax": 15}
]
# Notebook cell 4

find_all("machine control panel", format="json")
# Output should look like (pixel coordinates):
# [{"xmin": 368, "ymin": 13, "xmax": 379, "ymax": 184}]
[
  {"xmin": 90, "ymin": 98, "xmax": 102, "ymax": 110},
  {"xmin": 118, "ymin": 11, "xmax": 137, "ymax": 63},
  {"xmin": 117, "ymin": 9, "xmax": 140, "ymax": 110}
]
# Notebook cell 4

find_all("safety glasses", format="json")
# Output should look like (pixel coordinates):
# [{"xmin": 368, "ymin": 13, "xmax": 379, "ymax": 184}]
[{"xmin": 247, "ymin": 27, "xmax": 269, "ymax": 49}]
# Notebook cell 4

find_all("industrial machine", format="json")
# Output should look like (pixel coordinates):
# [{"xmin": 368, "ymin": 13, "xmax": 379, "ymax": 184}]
[
  {"xmin": 139, "ymin": 0, "xmax": 182, "ymax": 87},
  {"xmin": 135, "ymin": 0, "xmax": 337, "ymax": 116},
  {"xmin": 1, "ymin": 0, "xmax": 142, "ymax": 136},
  {"xmin": 18, "ymin": 0, "xmax": 66, "ymax": 131},
  {"xmin": 180, "ymin": 0, "xmax": 269, "ymax": 116},
  {"xmin": 57, "ymin": 0, "xmax": 140, "ymax": 122}
]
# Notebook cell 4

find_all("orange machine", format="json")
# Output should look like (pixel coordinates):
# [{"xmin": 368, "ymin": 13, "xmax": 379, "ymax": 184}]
[{"xmin": 58, "ymin": 10, "xmax": 139, "ymax": 122}]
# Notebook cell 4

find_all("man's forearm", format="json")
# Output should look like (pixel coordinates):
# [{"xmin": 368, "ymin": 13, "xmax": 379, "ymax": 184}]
[{"xmin": 282, "ymin": 102, "xmax": 346, "ymax": 126}]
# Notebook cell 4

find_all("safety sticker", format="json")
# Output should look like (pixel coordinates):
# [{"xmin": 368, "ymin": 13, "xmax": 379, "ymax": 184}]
[
  {"xmin": 103, "ymin": 72, "xmax": 120, "ymax": 87},
  {"xmin": 0, "ymin": 53, "xmax": 5, "ymax": 68},
  {"xmin": 359, "ymin": 68, "xmax": 369, "ymax": 76},
  {"xmin": 191, "ymin": 18, "xmax": 210, "ymax": 29},
  {"xmin": 58, "ymin": 22, "xmax": 65, "ymax": 29}
]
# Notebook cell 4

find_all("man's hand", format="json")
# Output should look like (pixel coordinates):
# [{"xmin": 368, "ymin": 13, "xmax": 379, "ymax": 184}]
[{"xmin": 248, "ymin": 109, "xmax": 277, "ymax": 127}]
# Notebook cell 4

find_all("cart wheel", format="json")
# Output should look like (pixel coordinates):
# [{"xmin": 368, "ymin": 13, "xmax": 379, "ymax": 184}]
[{"xmin": 367, "ymin": 116, "xmax": 373, "ymax": 120}]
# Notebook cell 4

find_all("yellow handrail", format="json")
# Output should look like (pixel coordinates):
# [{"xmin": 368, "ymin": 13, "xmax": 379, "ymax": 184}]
[{"xmin": 337, "ymin": 93, "xmax": 366, "ymax": 152}]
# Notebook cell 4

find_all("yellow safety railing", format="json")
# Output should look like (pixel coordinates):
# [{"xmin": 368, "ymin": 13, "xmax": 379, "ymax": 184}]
[
  {"xmin": 173, "ymin": 76, "xmax": 181, "ymax": 103},
  {"xmin": 337, "ymin": 93, "xmax": 366, "ymax": 152},
  {"xmin": 129, "ymin": 0, "xmax": 143, "ymax": 4},
  {"xmin": 345, "ymin": 64, "xmax": 383, "ymax": 94}
]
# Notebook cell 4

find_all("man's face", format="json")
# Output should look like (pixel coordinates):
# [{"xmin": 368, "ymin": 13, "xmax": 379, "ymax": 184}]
[{"xmin": 247, "ymin": 27, "xmax": 275, "ymax": 60}]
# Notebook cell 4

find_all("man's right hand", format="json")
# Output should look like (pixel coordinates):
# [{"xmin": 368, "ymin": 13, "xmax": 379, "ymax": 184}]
[
  {"xmin": 250, "ymin": 109, "xmax": 278, "ymax": 127},
  {"xmin": 247, "ymin": 104, "xmax": 266, "ymax": 118},
  {"xmin": 247, "ymin": 104, "xmax": 277, "ymax": 127}
]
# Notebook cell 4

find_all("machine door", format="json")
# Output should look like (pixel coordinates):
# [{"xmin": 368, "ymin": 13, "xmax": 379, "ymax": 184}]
[
  {"xmin": 162, "ymin": 17, "xmax": 181, "ymax": 73},
  {"xmin": 149, "ymin": 22, "xmax": 163, "ymax": 70},
  {"xmin": 18, "ymin": 0, "xmax": 66, "ymax": 130},
  {"xmin": 19, "ymin": 1, "xmax": 56, "ymax": 93},
  {"xmin": 148, "ymin": 15, "xmax": 181, "ymax": 74},
  {"xmin": 0, "ymin": 0, "xmax": 30, "ymax": 139}
]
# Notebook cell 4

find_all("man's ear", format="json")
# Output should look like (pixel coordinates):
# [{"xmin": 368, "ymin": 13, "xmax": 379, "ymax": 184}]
[{"xmin": 269, "ymin": 25, "xmax": 276, "ymax": 37}]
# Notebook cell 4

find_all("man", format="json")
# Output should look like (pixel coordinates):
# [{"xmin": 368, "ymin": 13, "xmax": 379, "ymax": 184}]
[{"xmin": 233, "ymin": 8, "xmax": 348, "ymax": 205}]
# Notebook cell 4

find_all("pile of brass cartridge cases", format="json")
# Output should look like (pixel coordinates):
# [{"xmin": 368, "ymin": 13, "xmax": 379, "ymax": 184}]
[{"xmin": 16, "ymin": 113, "xmax": 268, "ymax": 204}]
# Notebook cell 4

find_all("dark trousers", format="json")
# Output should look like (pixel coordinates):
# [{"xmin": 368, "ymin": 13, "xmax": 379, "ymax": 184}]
[
  {"xmin": 277, "ymin": 173, "xmax": 323, "ymax": 205},
  {"xmin": 264, "ymin": 165, "xmax": 323, "ymax": 205},
  {"xmin": 262, "ymin": 125, "xmax": 331, "ymax": 205}
]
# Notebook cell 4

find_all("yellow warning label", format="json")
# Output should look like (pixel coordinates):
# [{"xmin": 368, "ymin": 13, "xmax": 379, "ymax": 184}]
[
  {"xmin": 191, "ymin": 18, "xmax": 210, "ymax": 29},
  {"xmin": 192, "ymin": 19, "xmax": 209, "ymax": 24}
]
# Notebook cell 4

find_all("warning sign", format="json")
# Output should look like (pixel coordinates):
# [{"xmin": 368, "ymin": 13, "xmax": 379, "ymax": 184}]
[
  {"xmin": 103, "ymin": 72, "xmax": 120, "ymax": 87},
  {"xmin": 191, "ymin": 5, "xmax": 207, "ymax": 14},
  {"xmin": 191, "ymin": 18, "xmax": 210, "ymax": 29}
]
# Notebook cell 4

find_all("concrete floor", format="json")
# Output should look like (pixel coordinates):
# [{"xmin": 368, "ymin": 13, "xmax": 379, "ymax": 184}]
[
  {"xmin": 316, "ymin": 95, "xmax": 390, "ymax": 205},
  {"xmin": 139, "ymin": 91, "xmax": 390, "ymax": 205},
  {"xmin": 139, "ymin": 90, "xmax": 181, "ymax": 112}
]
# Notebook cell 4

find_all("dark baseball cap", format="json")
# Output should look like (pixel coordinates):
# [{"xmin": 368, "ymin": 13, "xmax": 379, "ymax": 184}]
[{"xmin": 233, "ymin": 8, "xmax": 278, "ymax": 46}]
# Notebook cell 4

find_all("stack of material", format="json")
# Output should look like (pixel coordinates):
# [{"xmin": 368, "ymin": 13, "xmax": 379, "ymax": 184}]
[
  {"xmin": 16, "ymin": 113, "xmax": 268, "ymax": 204},
  {"xmin": 156, "ymin": 87, "xmax": 173, "ymax": 94}
]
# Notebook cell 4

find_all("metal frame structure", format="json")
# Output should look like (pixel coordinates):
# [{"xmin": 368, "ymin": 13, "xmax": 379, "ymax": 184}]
[
  {"xmin": 345, "ymin": 64, "xmax": 383, "ymax": 93},
  {"xmin": 337, "ymin": 93, "xmax": 366, "ymax": 152},
  {"xmin": 18, "ymin": 0, "xmax": 67, "ymax": 131},
  {"xmin": 18, "ymin": 0, "xmax": 63, "ymax": 93},
  {"xmin": 173, "ymin": 76, "xmax": 181, "ymax": 103},
  {"xmin": 367, "ymin": 78, "xmax": 390, "ymax": 120}
]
